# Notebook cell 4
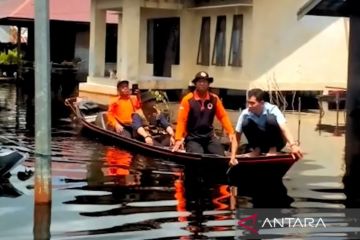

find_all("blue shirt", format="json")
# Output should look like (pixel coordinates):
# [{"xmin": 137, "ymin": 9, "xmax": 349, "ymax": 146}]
[
  {"xmin": 235, "ymin": 102, "xmax": 286, "ymax": 132},
  {"xmin": 132, "ymin": 112, "xmax": 170, "ymax": 131}
]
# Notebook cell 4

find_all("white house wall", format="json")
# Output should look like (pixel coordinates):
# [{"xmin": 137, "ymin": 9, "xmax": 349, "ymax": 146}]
[
  {"xmin": 81, "ymin": 0, "xmax": 349, "ymax": 101},
  {"xmin": 250, "ymin": 0, "xmax": 348, "ymax": 91},
  {"xmin": 139, "ymin": 6, "xmax": 253, "ymax": 90}
]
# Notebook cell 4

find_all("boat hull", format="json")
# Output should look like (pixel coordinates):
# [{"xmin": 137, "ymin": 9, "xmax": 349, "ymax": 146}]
[
  {"xmin": 65, "ymin": 98, "xmax": 299, "ymax": 183},
  {"xmin": 0, "ymin": 148, "xmax": 29, "ymax": 177}
]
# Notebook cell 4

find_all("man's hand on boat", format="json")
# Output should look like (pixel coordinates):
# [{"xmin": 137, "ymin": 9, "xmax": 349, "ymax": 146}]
[
  {"xmin": 170, "ymin": 136, "xmax": 176, "ymax": 146},
  {"xmin": 229, "ymin": 157, "xmax": 238, "ymax": 166},
  {"xmin": 172, "ymin": 139, "xmax": 184, "ymax": 152},
  {"xmin": 228, "ymin": 133, "xmax": 238, "ymax": 166},
  {"xmin": 290, "ymin": 143, "xmax": 303, "ymax": 159},
  {"xmin": 115, "ymin": 123, "xmax": 124, "ymax": 133},
  {"xmin": 145, "ymin": 136, "xmax": 154, "ymax": 145}
]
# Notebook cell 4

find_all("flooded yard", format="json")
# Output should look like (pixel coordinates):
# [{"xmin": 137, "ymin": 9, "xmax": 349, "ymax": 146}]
[{"xmin": 0, "ymin": 82, "xmax": 358, "ymax": 239}]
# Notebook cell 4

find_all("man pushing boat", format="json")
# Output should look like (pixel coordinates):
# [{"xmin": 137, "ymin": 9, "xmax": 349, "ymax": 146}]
[{"xmin": 235, "ymin": 88, "xmax": 303, "ymax": 161}]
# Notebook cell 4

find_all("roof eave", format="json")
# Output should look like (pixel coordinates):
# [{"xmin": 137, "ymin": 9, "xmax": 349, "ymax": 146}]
[{"xmin": 297, "ymin": 0, "xmax": 322, "ymax": 20}]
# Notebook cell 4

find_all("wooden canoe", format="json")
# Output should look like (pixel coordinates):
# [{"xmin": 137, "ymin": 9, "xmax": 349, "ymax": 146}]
[{"xmin": 65, "ymin": 97, "xmax": 299, "ymax": 182}]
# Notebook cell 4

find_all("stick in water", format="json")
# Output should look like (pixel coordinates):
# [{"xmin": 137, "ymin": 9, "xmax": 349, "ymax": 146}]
[{"xmin": 297, "ymin": 97, "xmax": 301, "ymax": 145}]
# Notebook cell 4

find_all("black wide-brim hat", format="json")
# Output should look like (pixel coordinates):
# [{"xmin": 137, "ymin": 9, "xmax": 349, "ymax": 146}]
[
  {"xmin": 192, "ymin": 71, "xmax": 214, "ymax": 84},
  {"xmin": 140, "ymin": 91, "xmax": 156, "ymax": 103}
]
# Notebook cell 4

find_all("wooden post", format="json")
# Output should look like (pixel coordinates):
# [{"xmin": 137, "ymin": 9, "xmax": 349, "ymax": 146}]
[
  {"xmin": 34, "ymin": 0, "xmax": 51, "ymax": 204},
  {"xmin": 345, "ymin": 16, "xmax": 360, "ymax": 176},
  {"xmin": 344, "ymin": 15, "xmax": 360, "ymax": 207},
  {"xmin": 297, "ymin": 97, "xmax": 301, "ymax": 145},
  {"xmin": 334, "ymin": 91, "xmax": 340, "ymax": 136},
  {"xmin": 16, "ymin": 25, "xmax": 22, "ymax": 80}
]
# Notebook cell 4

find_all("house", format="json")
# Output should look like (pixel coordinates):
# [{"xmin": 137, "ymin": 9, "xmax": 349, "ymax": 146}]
[
  {"xmin": 0, "ymin": 0, "xmax": 118, "ymax": 80},
  {"xmin": 0, "ymin": 26, "xmax": 10, "ymax": 42},
  {"xmin": 80, "ymin": 0, "xmax": 349, "ymax": 105},
  {"xmin": 300, "ymin": 0, "xmax": 360, "ymax": 180}
]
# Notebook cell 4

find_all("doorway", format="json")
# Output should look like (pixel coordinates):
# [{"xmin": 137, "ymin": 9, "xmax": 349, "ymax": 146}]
[{"xmin": 150, "ymin": 17, "xmax": 180, "ymax": 77}]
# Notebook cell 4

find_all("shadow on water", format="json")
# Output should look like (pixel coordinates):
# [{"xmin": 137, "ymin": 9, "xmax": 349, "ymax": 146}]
[
  {"xmin": 316, "ymin": 123, "xmax": 346, "ymax": 136},
  {"xmin": 344, "ymin": 155, "xmax": 360, "ymax": 207}
]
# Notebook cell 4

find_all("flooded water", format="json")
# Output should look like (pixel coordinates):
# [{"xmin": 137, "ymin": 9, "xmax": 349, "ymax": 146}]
[{"xmin": 0, "ymin": 82, "xmax": 359, "ymax": 239}]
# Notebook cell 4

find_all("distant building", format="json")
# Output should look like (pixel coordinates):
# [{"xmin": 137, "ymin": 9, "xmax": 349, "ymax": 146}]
[
  {"xmin": 0, "ymin": 0, "xmax": 117, "ymax": 81},
  {"xmin": 81, "ymin": 0, "xmax": 348, "ymax": 105},
  {"xmin": 0, "ymin": 25, "xmax": 10, "ymax": 42}
]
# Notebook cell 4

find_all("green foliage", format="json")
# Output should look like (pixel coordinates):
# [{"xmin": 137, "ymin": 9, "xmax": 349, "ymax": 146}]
[
  {"xmin": 152, "ymin": 90, "xmax": 169, "ymax": 104},
  {"xmin": 0, "ymin": 52, "xmax": 7, "ymax": 64},
  {"xmin": 0, "ymin": 49, "xmax": 22, "ymax": 65},
  {"xmin": 150, "ymin": 90, "xmax": 171, "ymax": 121}
]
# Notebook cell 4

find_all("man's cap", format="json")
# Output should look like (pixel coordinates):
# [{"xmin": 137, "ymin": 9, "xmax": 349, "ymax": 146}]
[
  {"xmin": 140, "ymin": 91, "xmax": 156, "ymax": 103},
  {"xmin": 192, "ymin": 71, "xmax": 214, "ymax": 84}
]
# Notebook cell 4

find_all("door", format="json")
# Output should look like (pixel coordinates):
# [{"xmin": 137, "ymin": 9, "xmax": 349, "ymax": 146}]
[{"xmin": 152, "ymin": 17, "xmax": 180, "ymax": 77}]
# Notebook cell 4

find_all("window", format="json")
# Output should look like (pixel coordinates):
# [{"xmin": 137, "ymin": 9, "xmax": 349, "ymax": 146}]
[
  {"xmin": 229, "ymin": 15, "xmax": 243, "ymax": 67},
  {"xmin": 212, "ymin": 16, "xmax": 226, "ymax": 66},
  {"xmin": 147, "ymin": 19, "xmax": 154, "ymax": 64},
  {"xmin": 197, "ymin": 17, "xmax": 211, "ymax": 66}
]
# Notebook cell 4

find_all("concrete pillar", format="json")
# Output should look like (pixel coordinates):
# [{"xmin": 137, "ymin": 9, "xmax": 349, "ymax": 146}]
[
  {"xmin": 116, "ymin": 14, "xmax": 122, "ymax": 78},
  {"xmin": 89, "ymin": 0, "xmax": 106, "ymax": 77},
  {"xmin": 344, "ymin": 16, "xmax": 360, "ymax": 207},
  {"xmin": 180, "ymin": 9, "xmax": 195, "ymax": 88},
  {"xmin": 120, "ymin": 0, "xmax": 141, "ymax": 82},
  {"xmin": 34, "ymin": 0, "xmax": 51, "ymax": 205}
]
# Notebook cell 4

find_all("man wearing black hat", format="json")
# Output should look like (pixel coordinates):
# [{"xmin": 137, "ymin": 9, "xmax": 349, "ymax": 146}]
[
  {"xmin": 172, "ymin": 71, "xmax": 237, "ymax": 164},
  {"xmin": 132, "ymin": 91, "xmax": 175, "ymax": 146},
  {"xmin": 107, "ymin": 80, "xmax": 140, "ymax": 137}
]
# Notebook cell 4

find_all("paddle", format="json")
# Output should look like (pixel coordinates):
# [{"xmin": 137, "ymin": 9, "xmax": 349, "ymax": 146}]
[{"xmin": 226, "ymin": 166, "xmax": 233, "ymax": 175}]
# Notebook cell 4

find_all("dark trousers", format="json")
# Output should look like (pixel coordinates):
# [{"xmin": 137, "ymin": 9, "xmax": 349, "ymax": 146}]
[
  {"xmin": 137, "ymin": 134, "xmax": 171, "ymax": 147},
  {"xmin": 242, "ymin": 115, "xmax": 285, "ymax": 153},
  {"xmin": 153, "ymin": 134, "xmax": 171, "ymax": 147},
  {"xmin": 185, "ymin": 136, "xmax": 225, "ymax": 156},
  {"xmin": 119, "ymin": 125, "xmax": 133, "ymax": 138}
]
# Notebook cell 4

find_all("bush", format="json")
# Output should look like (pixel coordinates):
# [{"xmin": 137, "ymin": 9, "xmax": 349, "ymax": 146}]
[{"xmin": 0, "ymin": 49, "xmax": 22, "ymax": 65}]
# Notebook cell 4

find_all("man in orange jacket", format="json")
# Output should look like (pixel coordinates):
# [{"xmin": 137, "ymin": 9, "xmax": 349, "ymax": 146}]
[
  {"xmin": 107, "ymin": 80, "xmax": 141, "ymax": 137},
  {"xmin": 172, "ymin": 71, "xmax": 237, "ymax": 164}
]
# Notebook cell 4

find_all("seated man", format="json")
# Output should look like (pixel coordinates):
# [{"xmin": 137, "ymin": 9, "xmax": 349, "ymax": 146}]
[
  {"xmin": 107, "ymin": 80, "xmax": 140, "ymax": 137},
  {"xmin": 132, "ymin": 91, "xmax": 175, "ymax": 147},
  {"xmin": 172, "ymin": 71, "xmax": 237, "ymax": 164},
  {"xmin": 235, "ymin": 88, "xmax": 303, "ymax": 159}
]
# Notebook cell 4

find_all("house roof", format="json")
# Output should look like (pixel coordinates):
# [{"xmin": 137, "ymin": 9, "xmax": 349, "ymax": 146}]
[
  {"xmin": 298, "ymin": 0, "xmax": 360, "ymax": 18},
  {"xmin": 0, "ymin": 0, "xmax": 118, "ymax": 24}
]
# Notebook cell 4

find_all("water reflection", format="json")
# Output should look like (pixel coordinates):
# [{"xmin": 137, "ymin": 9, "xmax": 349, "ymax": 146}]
[
  {"xmin": 316, "ymin": 123, "xmax": 346, "ymax": 136},
  {"xmin": 179, "ymin": 170, "xmax": 233, "ymax": 239},
  {"xmin": 0, "ymin": 177, "xmax": 23, "ymax": 198},
  {"xmin": 33, "ymin": 203, "xmax": 51, "ymax": 240}
]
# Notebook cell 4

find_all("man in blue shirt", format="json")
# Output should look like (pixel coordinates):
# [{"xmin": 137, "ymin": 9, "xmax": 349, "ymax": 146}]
[
  {"xmin": 234, "ymin": 88, "xmax": 302, "ymax": 163},
  {"xmin": 132, "ymin": 91, "xmax": 175, "ymax": 147}
]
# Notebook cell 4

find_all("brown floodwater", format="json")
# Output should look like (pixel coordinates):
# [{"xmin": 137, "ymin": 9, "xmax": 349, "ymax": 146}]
[{"xmin": 0, "ymin": 82, "xmax": 359, "ymax": 239}]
